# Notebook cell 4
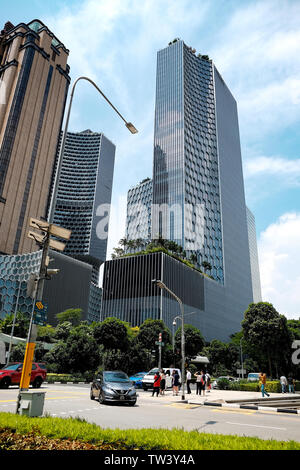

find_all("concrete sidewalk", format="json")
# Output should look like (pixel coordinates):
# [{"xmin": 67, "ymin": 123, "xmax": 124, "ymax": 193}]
[{"xmin": 138, "ymin": 388, "xmax": 300, "ymax": 405}]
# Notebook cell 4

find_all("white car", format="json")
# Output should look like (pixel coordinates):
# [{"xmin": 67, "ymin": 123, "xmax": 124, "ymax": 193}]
[
  {"xmin": 212, "ymin": 376, "xmax": 237, "ymax": 389},
  {"xmin": 142, "ymin": 367, "xmax": 181, "ymax": 390},
  {"xmin": 247, "ymin": 372, "xmax": 260, "ymax": 382}
]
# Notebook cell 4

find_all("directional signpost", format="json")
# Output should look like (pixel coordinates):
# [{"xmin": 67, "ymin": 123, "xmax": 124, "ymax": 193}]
[{"xmin": 33, "ymin": 301, "xmax": 48, "ymax": 326}]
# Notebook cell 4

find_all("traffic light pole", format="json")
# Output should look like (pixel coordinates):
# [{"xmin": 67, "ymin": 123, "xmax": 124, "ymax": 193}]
[{"xmin": 15, "ymin": 231, "xmax": 50, "ymax": 414}]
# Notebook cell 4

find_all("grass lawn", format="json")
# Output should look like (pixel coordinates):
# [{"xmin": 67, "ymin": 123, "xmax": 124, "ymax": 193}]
[{"xmin": 0, "ymin": 412, "xmax": 300, "ymax": 450}]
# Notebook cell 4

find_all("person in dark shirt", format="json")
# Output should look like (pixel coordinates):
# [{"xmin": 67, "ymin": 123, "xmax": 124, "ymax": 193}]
[{"xmin": 172, "ymin": 370, "xmax": 180, "ymax": 396}]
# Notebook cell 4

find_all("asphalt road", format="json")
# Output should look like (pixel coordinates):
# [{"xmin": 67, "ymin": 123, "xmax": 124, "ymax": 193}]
[{"xmin": 1, "ymin": 383, "xmax": 300, "ymax": 444}]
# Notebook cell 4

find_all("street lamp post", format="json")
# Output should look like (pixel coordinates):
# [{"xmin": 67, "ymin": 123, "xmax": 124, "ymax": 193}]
[
  {"xmin": 152, "ymin": 279, "xmax": 186, "ymax": 401},
  {"xmin": 240, "ymin": 337, "xmax": 244, "ymax": 379},
  {"xmin": 48, "ymin": 75, "xmax": 138, "ymax": 225},
  {"xmin": 172, "ymin": 311, "xmax": 196, "ymax": 368},
  {"xmin": 40, "ymin": 75, "xmax": 138, "ymax": 300}
]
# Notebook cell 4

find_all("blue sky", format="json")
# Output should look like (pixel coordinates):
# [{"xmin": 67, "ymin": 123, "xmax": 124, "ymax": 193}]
[{"xmin": 2, "ymin": 0, "xmax": 300, "ymax": 319}]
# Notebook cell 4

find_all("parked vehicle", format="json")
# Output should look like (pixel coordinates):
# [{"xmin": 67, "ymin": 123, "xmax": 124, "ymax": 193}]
[
  {"xmin": 0, "ymin": 362, "xmax": 47, "ymax": 389},
  {"xmin": 142, "ymin": 367, "xmax": 181, "ymax": 391},
  {"xmin": 211, "ymin": 376, "xmax": 237, "ymax": 389},
  {"xmin": 129, "ymin": 372, "xmax": 147, "ymax": 388},
  {"xmin": 90, "ymin": 370, "xmax": 137, "ymax": 406},
  {"xmin": 247, "ymin": 372, "xmax": 260, "ymax": 382}
]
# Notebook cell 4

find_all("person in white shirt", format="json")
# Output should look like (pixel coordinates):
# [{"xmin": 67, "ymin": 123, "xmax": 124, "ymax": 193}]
[
  {"xmin": 205, "ymin": 372, "xmax": 211, "ymax": 392},
  {"xmin": 280, "ymin": 375, "xmax": 287, "ymax": 393},
  {"xmin": 186, "ymin": 369, "xmax": 192, "ymax": 394}
]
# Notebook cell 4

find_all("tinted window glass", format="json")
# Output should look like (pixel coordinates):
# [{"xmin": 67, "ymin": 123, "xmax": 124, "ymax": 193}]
[
  {"xmin": 104, "ymin": 372, "xmax": 130, "ymax": 383},
  {"xmin": 2, "ymin": 363, "xmax": 22, "ymax": 371}
]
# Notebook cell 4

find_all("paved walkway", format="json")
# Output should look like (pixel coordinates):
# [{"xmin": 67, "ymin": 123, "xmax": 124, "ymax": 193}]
[{"xmin": 138, "ymin": 388, "xmax": 300, "ymax": 405}]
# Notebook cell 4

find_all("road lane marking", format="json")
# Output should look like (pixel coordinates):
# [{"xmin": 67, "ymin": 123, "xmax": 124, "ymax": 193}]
[
  {"xmin": 212, "ymin": 408, "xmax": 255, "ymax": 415},
  {"xmin": 226, "ymin": 421, "xmax": 287, "ymax": 431}
]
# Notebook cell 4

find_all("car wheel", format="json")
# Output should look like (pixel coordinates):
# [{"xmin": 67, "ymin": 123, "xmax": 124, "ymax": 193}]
[
  {"xmin": 128, "ymin": 400, "xmax": 136, "ymax": 406},
  {"xmin": 1, "ymin": 377, "xmax": 10, "ymax": 389},
  {"xmin": 99, "ymin": 392, "xmax": 105, "ymax": 404},
  {"xmin": 90, "ymin": 388, "xmax": 95, "ymax": 400},
  {"xmin": 32, "ymin": 377, "xmax": 42, "ymax": 388},
  {"xmin": 142, "ymin": 386, "xmax": 148, "ymax": 391}
]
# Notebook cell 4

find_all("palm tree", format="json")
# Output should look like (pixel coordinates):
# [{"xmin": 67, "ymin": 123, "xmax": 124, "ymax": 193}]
[
  {"xmin": 201, "ymin": 260, "xmax": 212, "ymax": 273},
  {"xmin": 119, "ymin": 238, "xmax": 129, "ymax": 250},
  {"xmin": 190, "ymin": 253, "xmax": 197, "ymax": 265}
]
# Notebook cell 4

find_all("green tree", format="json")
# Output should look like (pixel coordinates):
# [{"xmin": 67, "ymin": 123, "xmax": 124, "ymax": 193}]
[
  {"xmin": 0, "ymin": 311, "xmax": 29, "ymax": 338},
  {"xmin": 45, "ymin": 323, "xmax": 99, "ymax": 374},
  {"xmin": 136, "ymin": 319, "xmax": 172, "ymax": 367},
  {"xmin": 136, "ymin": 319, "xmax": 171, "ymax": 351},
  {"xmin": 201, "ymin": 261, "xmax": 212, "ymax": 273},
  {"xmin": 287, "ymin": 319, "xmax": 300, "ymax": 340},
  {"xmin": 54, "ymin": 321, "xmax": 73, "ymax": 341},
  {"xmin": 92, "ymin": 317, "xmax": 130, "ymax": 351},
  {"xmin": 174, "ymin": 324, "xmax": 205, "ymax": 360},
  {"xmin": 242, "ymin": 302, "xmax": 292, "ymax": 377},
  {"xmin": 37, "ymin": 325, "xmax": 56, "ymax": 343},
  {"xmin": 202, "ymin": 339, "xmax": 229, "ymax": 375},
  {"xmin": 56, "ymin": 308, "xmax": 82, "ymax": 326}
]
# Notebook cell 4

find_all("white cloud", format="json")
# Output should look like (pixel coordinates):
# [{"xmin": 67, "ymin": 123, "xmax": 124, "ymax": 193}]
[
  {"xmin": 244, "ymin": 156, "xmax": 300, "ymax": 185},
  {"xmin": 211, "ymin": 1, "xmax": 300, "ymax": 140},
  {"xmin": 258, "ymin": 213, "xmax": 300, "ymax": 319}
]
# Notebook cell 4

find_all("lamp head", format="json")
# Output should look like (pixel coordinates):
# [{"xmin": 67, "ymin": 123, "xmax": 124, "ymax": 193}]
[
  {"xmin": 126, "ymin": 122, "xmax": 138, "ymax": 134},
  {"xmin": 152, "ymin": 279, "xmax": 164, "ymax": 289}
]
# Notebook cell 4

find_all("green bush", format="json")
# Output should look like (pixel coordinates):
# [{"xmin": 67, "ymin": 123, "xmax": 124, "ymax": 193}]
[
  {"xmin": 46, "ymin": 373, "xmax": 92, "ymax": 384},
  {"xmin": 217, "ymin": 378, "xmax": 230, "ymax": 390},
  {"xmin": 228, "ymin": 380, "xmax": 300, "ymax": 393}
]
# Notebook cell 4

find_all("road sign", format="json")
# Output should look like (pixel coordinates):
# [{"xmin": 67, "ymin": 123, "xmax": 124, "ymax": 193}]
[
  {"xmin": 155, "ymin": 341, "xmax": 164, "ymax": 346},
  {"xmin": 28, "ymin": 230, "xmax": 66, "ymax": 251},
  {"xmin": 33, "ymin": 301, "xmax": 48, "ymax": 326},
  {"xmin": 236, "ymin": 369, "xmax": 246, "ymax": 375},
  {"xmin": 29, "ymin": 217, "xmax": 49, "ymax": 232},
  {"xmin": 30, "ymin": 218, "xmax": 71, "ymax": 240},
  {"xmin": 49, "ymin": 224, "xmax": 71, "ymax": 240}
]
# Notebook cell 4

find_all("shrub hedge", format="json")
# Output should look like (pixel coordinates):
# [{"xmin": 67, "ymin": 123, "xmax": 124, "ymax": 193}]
[
  {"xmin": 46, "ymin": 373, "xmax": 91, "ymax": 384},
  {"xmin": 228, "ymin": 380, "xmax": 300, "ymax": 393}
]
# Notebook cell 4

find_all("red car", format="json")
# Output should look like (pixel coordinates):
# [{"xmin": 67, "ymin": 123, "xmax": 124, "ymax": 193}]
[{"xmin": 0, "ymin": 362, "xmax": 47, "ymax": 389}]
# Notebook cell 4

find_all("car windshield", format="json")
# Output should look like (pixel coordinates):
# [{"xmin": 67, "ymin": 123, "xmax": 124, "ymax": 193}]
[
  {"xmin": 104, "ymin": 372, "xmax": 130, "ymax": 383},
  {"xmin": 1, "ymin": 363, "xmax": 22, "ymax": 371},
  {"xmin": 248, "ymin": 374, "xmax": 258, "ymax": 378},
  {"xmin": 148, "ymin": 369, "xmax": 159, "ymax": 376}
]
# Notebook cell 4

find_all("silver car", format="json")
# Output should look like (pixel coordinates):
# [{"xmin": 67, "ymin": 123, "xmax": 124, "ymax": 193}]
[{"xmin": 90, "ymin": 370, "xmax": 137, "ymax": 406}]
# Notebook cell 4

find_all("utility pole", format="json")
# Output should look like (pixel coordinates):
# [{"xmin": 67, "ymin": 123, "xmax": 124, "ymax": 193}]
[{"xmin": 15, "ymin": 217, "xmax": 71, "ymax": 414}]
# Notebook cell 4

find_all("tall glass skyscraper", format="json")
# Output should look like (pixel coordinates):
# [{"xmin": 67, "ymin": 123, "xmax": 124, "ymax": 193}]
[
  {"xmin": 51, "ymin": 129, "xmax": 115, "ymax": 322},
  {"xmin": 113, "ymin": 39, "xmax": 260, "ymax": 340},
  {"xmin": 52, "ymin": 129, "xmax": 115, "ymax": 273},
  {"xmin": 152, "ymin": 40, "xmax": 224, "ymax": 283},
  {"xmin": 126, "ymin": 178, "xmax": 152, "ymax": 243}
]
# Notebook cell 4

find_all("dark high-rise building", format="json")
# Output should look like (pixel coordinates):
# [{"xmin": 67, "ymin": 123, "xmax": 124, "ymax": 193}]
[
  {"xmin": 0, "ymin": 20, "xmax": 70, "ymax": 255},
  {"xmin": 103, "ymin": 39, "xmax": 259, "ymax": 341}
]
